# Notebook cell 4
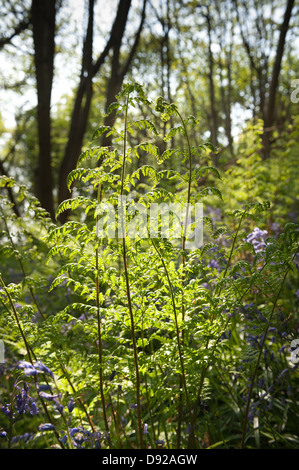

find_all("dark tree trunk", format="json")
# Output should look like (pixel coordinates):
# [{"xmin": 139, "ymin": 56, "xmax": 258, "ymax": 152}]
[
  {"xmin": 205, "ymin": 10, "xmax": 218, "ymax": 151},
  {"xmin": 57, "ymin": 0, "xmax": 135, "ymax": 222},
  {"xmin": 57, "ymin": 0, "xmax": 96, "ymax": 214},
  {"xmin": 262, "ymin": 0, "xmax": 295, "ymax": 158},
  {"xmin": 31, "ymin": 0, "xmax": 56, "ymax": 219},
  {"xmin": 101, "ymin": 0, "xmax": 147, "ymax": 148}
]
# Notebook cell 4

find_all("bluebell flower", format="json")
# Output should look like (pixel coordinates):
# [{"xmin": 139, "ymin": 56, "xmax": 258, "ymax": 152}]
[
  {"xmin": 23, "ymin": 368, "xmax": 38, "ymax": 377},
  {"xmin": 156, "ymin": 439, "xmax": 165, "ymax": 448},
  {"xmin": 38, "ymin": 392, "xmax": 60, "ymax": 401},
  {"xmin": 30, "ymin": 402, "xmax": 38, "ymax": 415},
  {"xmin": 245, "ymin": 227, "xmax": 268, "ymax": 253},
  {"xmin": 109, "ymin": 370, "xmax": 116, "ymax": 381},
  {"xmin": 68, "ymin": 427, "xmax": 93, "ymax": 448},
  {"xmin": 18, "ymin": 361, "xmax": 38, "ymax": 376},
  {"xmin": 54, "ymin": 401, "xmax": 64, "ymax": 414},
  {"xmin": 144, "ymin": 423, "xmax": 149, "ymax": 434},
  {"xmin": 277, "ymin": 368, "xmax": 288, "ymax": 382},
  {"xmin": 37, "ymin": 384, "xmax": 52, "ymax": 392},
  {"xmin": 14, "ymin": 383, "xmax": 38, "ymax": 416},
  {"xmin": 208, "ymin": 259, "xmax": 219, "ymax": 270},
  {"xmin": 19, "ymin": 360, "xmax": 34, "ymax": 369},
  {"xmin": 2, "ymin": 405, "xmax": 11, "ymax": 417},
  {"xmin": 67, "ymin": 398, "xmax": 75, "ymax": 413},
  {"xmin": 35, "ymin": 362, "xmax": 54, "ymax": 379},
  {"xmin": 38, "ymin": 423, "xmax": 55, "ymax": 431},
  {"xmin": 59, "ymin": 434, "xmax": 67, "ymax": 445},
  {"xmin": 95, "ymin": 440, "xmax": 101, "ymax": 449},
  {"xmin": 258, "ymin": 379, "xmax": 265, "ymax": 388},
  {"xmin": 257, "ymin": 313, "xmax": 267, "ymax": 323},
  {"xmin": 11, "ymin": 432, "xmax": 35, "ymax": 444},
  {"xmin": 69, "ymin": 427, "xmax": 82, "ymax": 437},
  {"xmin": 129, "ymin": 404, "xmax": 137, "ymax": 409},
  {"xmin": 0, "ymin": 431, "xmax": 7, "ymax": 438}
]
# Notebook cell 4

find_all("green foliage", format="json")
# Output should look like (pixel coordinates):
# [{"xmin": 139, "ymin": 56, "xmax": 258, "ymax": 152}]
[{"xmin": 0, "ymin": 84, "xmax": 298, "ymax": 450}]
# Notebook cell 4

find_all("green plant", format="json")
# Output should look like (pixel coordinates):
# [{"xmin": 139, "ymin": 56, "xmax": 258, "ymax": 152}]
[{"xmin": 1, "ymin": 83, "xmax": 298, "ymax": 449}]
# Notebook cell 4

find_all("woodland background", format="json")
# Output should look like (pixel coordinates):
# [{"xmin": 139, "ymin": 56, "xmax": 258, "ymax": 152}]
[{"xmin": 0, "ymin": 0, "xmax": 298, "ymax": 222}]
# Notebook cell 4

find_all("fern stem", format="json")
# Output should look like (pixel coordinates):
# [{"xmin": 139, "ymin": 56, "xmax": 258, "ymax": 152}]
[
  {"xmin": 120, "ymin": 92, "xmax": 144, "ymax": 449},
  {"xmin": 151, "ymin": 239, "xmax": 192, "ymax": 413},
  {"xmin": 177, "ymin": 109, "xmax": 196, "ymax": 447},
  {"xmin": 95, "ymin": 185, "xmax": 110, "ymax": 438}
]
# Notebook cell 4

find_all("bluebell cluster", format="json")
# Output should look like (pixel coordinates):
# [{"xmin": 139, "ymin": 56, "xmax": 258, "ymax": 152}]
[
  {"xmin": 2, "ymin": 380, "xmax": 39, "ymax": 419},
  {"xmin": 245, "ymin": 227, "xmax": 268, "ymax": 253}
]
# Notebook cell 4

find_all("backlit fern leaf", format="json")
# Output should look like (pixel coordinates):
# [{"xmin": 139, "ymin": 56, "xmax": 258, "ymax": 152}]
[
  {"xmin": 130, "ymin": 119, "xmax": 159, "ymax": 136},
  {"xmin": 55, "ymin": 197, "xmax": 96, "ymax": 218},
  {"xmin": 199, "ymin": 186, "xmax": 223, "ymax": 200},
  {"xmin": 76, "ymin": 146, "xmax": 110, "ymax": 167}
]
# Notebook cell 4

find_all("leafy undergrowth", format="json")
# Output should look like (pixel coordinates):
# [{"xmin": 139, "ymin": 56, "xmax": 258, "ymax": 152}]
[{"xmin": 0, "ymin": 84, "xmax": 298, "ymax": 449}]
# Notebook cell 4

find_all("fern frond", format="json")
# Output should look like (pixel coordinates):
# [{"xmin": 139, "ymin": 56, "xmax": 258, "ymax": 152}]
[
  {"xmin": 199, "ymin": 187, "xmax": 223, "ymax": 200},
  {"xmin": 194, "ymin": 166, "xmax": 221, "ymax": 180},
  {"xmin": 76, "ymin": 147, "xmax": 111, "ymax": 167},
  {"xmin": 92, "ymin": 125, "xmax": 118, "ymax": 141},
  {"xmin": 55, "ymin": 197, "xmax": 96, "ymax": 218},
  {"xmin": 130, "ymin": 119, "xmax": 159, "ymax": 136}
]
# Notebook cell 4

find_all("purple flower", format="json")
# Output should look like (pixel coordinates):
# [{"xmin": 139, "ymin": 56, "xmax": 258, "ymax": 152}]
[
  {"xmin": 14, "ymin": 383, "xmax": 38, "ymax": 416},
  {"xmin": 69, "ymin": 427, "xmax": 82, "ymax": 437},
  {"xmin": 245, "ymin": 227, "xmax": 268, "ymax": 253},
  {"xmin": 2, "ymin": 405, "xmax": 11, "ymax": 417},
  {"xmin": 38, "ymin": 423, "xmax": 55, "ymax": 432},
  {"xmin": 109, "ymin": 370, "xmax": 116, "ymax": 381},
  {"xmin": 156, "ymin": 439, "xmax": 165, "ymax": 448},
  {"xmin": 19, "ymin": 361, "xmax": 34, "ymax": 369},
  {"xmin": 208, "ymin": 259, "xmax": 219, "ymax": 270},
  {"xmin": 54, "ymin": 402, "xmax": 64, "ymax": 414},
  {"xmin": 144, "ymin": 423, "xmax": 149, "ymax": 434},
  {"xmin": 18, "ymin": 361, "xmax": 38, "ymax": 376},
  {"xmin": 35, "ymin": 362, "xmax": 54, "ymax": 379},
  {"xmin": 37, "ymin": 384, "xmax": 52, "ymax": 392},
  {"xmin": 30, "ymin": 402, "xmax": 38, "ymax": 415},
  {"xmin": 129, "ymin": 404, "xmax": 137, "ymax": 409},
  {"xmin": 67, "ymin": 398, "xmax": 75, "ymax": 413},
  {"xmin": 38, "ymin": 392, "xmax": 60, "ymax": 401},
  {"xmin": 277, "ymin": 368, "xmax": 288, "ymax": 382}
]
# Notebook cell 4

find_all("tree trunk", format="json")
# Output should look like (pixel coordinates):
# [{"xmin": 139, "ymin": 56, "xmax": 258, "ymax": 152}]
[
  {"xmin": 31, "ymin": 0, "xmax": 56, "ymax": 219},
  {"xmin": 101, "ymin": 0, "xmax": 147, "ymax": 148},
  {"xmin": 57, "ymin": 0, "xmax": 134, "ymax": 222},
  {"xmin": 262, "ymin": 0, "xmax": 295, "ymax": 158},
  {"xmin": 205, "ymin": 10, "xmax": 218, "ymax": 150}
]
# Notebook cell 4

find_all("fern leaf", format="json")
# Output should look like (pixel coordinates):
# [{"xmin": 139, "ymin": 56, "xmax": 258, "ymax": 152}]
[
  {"xmin": 199, "ymin": 187, "xmax": 223, "ymax": 200},
  {"xmin": 55, "ymin": 197, "xmax": 96, "ymax": 219}
]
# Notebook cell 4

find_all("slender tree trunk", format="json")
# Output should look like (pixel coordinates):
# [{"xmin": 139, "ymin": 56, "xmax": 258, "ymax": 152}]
[
  {"xmin": 31, "ymin": 0, "xmax": 56, "ymax": 219},
  {"xmin": 262, "ymin": 0, "xmax": 295, "ymax": 158},
  {"xmin": 205, "ymin": 10, "xmax": 218, "ymax": 151},
  {"xmin": 101, "ymin": 0, "xmax": 147, "ymax": 149},
  {"xmin": 225, "ymin": 50, "xmax": 234, "ymax": 156}
]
